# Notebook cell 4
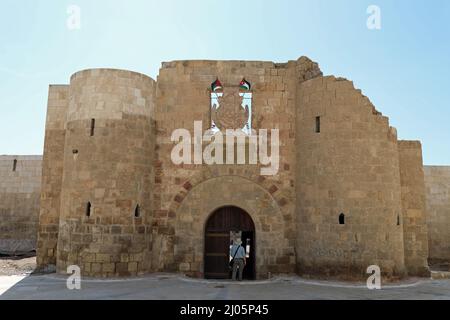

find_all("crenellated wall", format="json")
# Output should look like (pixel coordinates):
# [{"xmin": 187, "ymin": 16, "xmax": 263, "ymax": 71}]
[{"xmin": 0, "ymin": 155, "xmax": 42, "ymax": 255}]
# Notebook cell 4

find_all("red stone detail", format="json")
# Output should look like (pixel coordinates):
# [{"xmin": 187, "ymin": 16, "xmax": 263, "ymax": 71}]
[
  {"xmin": 183, "ymin": 181, "xmax": 192, "ymax": 191},
  {"xmin": 269, "ymin": 185, "xmax": 278, "ymax": 194},
  {"xmin": 154, "ymin": 160, "xmax": 163, "ymax": 168}
]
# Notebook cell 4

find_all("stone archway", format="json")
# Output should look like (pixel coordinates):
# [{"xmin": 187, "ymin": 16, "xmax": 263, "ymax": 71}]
[
  {"xmin": 172, "ymin": 175, "xmax": 294, "ymax": 279},
  {"xmin": 204, "ymin": 206, "xmax": 256, "ymax": 280}
]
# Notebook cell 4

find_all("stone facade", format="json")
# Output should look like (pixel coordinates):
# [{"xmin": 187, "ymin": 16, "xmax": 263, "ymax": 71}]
[
  {"xmin": 37, "ymin": 85, "xmax": 68, "ymax": 269},
  {"xmin": 398, "ymin": 141, "xmax": 430, "ymax": 276},
  {"xmin": 424, "ymin": 166, "xmax": 450, "ymax": 266},
  {"xmin": 296, "ymin": 76, "xmax": 406, "ymax": 278},
  {"xmin": 36, "ymin": 70, "xmax": 156, "ymax": 276},
  {"xmin": 0, "ymin": 155, "xmax": 42, "ymax": 255},
  {"xmin": 151, "ymin": 59, "xmax": 315, "ymax": 278},
  {"xmin": 0, "ymin": 55, "xmax": 446, "ymax": 279}
]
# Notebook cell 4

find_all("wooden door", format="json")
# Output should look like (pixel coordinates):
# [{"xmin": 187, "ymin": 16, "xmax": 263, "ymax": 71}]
[
  {"xmin": 204, "ymin": 206, "xmax": 255, "ymax": 279},
  {"xmin": 204, "ymin": 231, "xmax": 230, "ymax": 279}
]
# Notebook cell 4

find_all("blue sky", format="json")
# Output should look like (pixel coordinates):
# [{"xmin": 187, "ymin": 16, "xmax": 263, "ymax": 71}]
[{"xmin": 0, "ymin": 0, "xmax": 449, "ymax": 164}]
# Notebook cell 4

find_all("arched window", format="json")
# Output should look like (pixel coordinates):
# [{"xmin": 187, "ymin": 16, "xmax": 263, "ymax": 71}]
[
  {"xmin": 86, "ymin": 202, "xmax": 92, "ymax": 217},
  {"xmin": 134, "ymin": 204, "xmax": 140, "ymax": 218},
  {"xmin": 339, "ymin": 213, "xmax": 345, "ymax": 225}
]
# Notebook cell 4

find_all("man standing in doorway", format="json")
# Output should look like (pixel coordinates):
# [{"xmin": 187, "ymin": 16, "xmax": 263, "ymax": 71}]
[{"xmin": 230, "ymin": 239, "xmax": 246, "ymax": 281}]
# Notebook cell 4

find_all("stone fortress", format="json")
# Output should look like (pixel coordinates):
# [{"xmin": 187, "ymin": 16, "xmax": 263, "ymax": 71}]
[{"xmin": 1, "ymin": 56, "xmax": 449, "ymax": 280}]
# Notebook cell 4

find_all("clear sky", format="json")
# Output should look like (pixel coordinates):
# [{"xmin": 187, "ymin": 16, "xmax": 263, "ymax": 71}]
[{"xmin": 0, "ymin": 0, "xmax": 449, "ymax": 164}]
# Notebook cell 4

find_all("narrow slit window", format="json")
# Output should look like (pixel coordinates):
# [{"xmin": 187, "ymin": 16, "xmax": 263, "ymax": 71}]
[
  {"xmin": 315, "ymin": 116, "xmax": 321, "ymax": 133},
  {"xmin": 339, "ymin": 213, "xmax": 345, "ymax": 225},
  {"xmin": 397, "ymin": 215, "xmax": 400, "ymax": 226},
  {"xmin": 86, "ymin": 202, "xmax": 92, "ymax": 217},
  {"xmin": 90, "ymin": 119, "xmax": 95, "ymax": 136},
  {"xmin": 12, "ymin": 159, "xmax": 17, "ymax": 172},
  {"xmin": 134, "ymin": 204, "xmax": 140, "ymax": 218}
]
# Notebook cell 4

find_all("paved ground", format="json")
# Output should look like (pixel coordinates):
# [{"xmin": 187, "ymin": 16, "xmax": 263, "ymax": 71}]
[{"xmin": 1, "ymin": 273, "xmax": 449, "ymax": 300}]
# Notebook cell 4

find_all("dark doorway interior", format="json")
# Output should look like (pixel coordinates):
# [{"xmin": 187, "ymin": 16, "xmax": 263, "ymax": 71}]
[
  {"xmin": 204, "ymin": 206, "xmax": 256, "ymax": 280},
  {"xmin": 241, "ymin": 230, "xmax": 255, "ymax": 280}
]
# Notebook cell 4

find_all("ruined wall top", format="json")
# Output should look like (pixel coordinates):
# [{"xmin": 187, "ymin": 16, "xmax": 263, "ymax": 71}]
[{"xmin": 159, "ymin": 56, "xmax": 322, "ymax": 82}]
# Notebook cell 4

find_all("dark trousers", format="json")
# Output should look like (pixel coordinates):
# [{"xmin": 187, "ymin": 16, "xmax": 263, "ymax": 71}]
[{"xmin": 232, "ymin": 258, "xmax": 245, "ymax": 281}]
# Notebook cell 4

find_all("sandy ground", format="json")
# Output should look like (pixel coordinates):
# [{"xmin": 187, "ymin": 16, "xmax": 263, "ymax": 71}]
[{"xmin": 0, "ymin": 256, "xmax": 36, "ymax": 276}]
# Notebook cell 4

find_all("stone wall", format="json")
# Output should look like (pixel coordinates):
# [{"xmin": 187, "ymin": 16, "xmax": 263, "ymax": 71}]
[
  {"xmin": 37, "ymin": 85, "xmax": 68, "ymax": 270},
  {"xmin": 296, "ymin": 76, "xmax": 406, "ymax": 279},
  {"xmin": 31, "ymin": 57, "xmax": 449, "ymax": 279},
  {"xmin": 0, "ymin": 155, "xmax": 42, "ymax": 255},
  {"xmin": 152, "ymin": 57, "xmax": 321, "ymax": 278},
  {"xmin": 424, "ymin": 166, "xmax": 450, "ymax": 265},
  {"xmin": 398, "ymin": 141, "xmax": 430, "ymax": 276}
]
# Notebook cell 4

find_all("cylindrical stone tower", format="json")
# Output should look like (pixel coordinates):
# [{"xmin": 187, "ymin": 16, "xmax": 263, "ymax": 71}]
[{"xmin": 56, "ymin": 69, "xmax": 156, "ymax": 277}]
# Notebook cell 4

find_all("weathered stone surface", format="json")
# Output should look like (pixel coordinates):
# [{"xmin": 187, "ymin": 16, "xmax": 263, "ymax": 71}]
[
  {"xmin": 0, "ymin": 57, "xmax": 448, "ymax": 280},
  {"xmin": 0, "ymin": 155, "xmax": 42, "ymax": 255},
  {"xmin": 398, "ymin": 141, "xmax": 430, "ymax": 276},
  {"xmin": 296, "ymin": 76, "xmax": 407, "ymax": 279},
  {"xmin": 424, "ymin": 166, "xmax": 450, "ymax": 265}
]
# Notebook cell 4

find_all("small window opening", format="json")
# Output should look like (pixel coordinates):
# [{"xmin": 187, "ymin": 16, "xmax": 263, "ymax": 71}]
[
  {"xmin": 315, "ymin": 116, "xmax": 321, "ymax": 133},
  {"xmin": 339, "ymin": 213, "xmax": 345, "ymax": 225},
  {"xmin": 12, "ymin": 159, "xmax": 17, "ymax": 172},
  {"xmin": 134, "ymin": 204, "xmax": 140, "ymax": 218},
  {"xmin": 90, "ymin": 119, "xmax": 95, "ymax": 136},
  {"xmin": 86, "ymin": 202, "xmax": 92, "ymax": 217},
  {"xmin": 397, "ymin": 214, "xmax": 400, "ymax": 226}
]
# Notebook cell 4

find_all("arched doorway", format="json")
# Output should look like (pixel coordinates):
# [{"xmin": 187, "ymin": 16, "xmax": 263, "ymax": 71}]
[{"xmin": 204, "ymin": 206, "xmax": 256, "ymax": 280}]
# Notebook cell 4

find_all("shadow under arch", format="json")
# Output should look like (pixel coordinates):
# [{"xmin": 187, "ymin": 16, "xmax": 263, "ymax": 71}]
[{"xmin": 204, "ymin": 205, "xmax": 256, "ymax": 280}]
